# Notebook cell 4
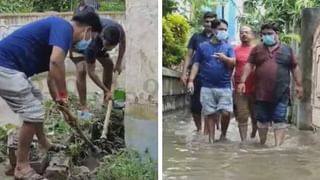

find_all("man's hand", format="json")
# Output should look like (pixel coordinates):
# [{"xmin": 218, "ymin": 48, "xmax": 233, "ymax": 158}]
[
  {"xmin": 237, "ymin": 83, "xmax": 246, "ymax": 94},
  {"xmin": 213, "ymin": 53, "xmax": 228, "ymax": 61},
  {"xmin": 181, "ymin": 73, "xmax": 188, "ymax": 86},
  {"xmin": 104, "ymin": 89, "xmax": 112, "ymax": 103},
  {"xmin": 114, "ymin": 63, "xmax": 122, "ymax": 75},
  {"xmin": 187, "ymin": 81, "xmax": 194, "ymax": 95},
  {"xmin": 295, "ymin": 84, "xmax": 303, "ymax": 100},
  {"xmin": 55, "ymin": 91, "xmax": 68, "ymax": 107}
]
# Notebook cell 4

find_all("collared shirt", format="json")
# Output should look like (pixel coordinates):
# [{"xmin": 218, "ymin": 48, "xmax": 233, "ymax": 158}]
[{"xmin": 248, "ymin": 43, "xmax": 298, "ymax": 102}]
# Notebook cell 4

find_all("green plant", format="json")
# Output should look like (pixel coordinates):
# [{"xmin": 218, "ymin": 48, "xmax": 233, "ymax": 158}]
[
  {"xmin": 0, "ymin": 0, "xmax": 34, "ymax": 13},
  {"xmin": 96, "ymin": 149, "xmax": 156, "ymax": 180},
  {"xmin": 163, "ymin": 0, "xmax": 178, "ymax": 16},
  {"xmin": 32, "ymin": 0, "xmax": 76, "ymax": 12},
  {"xmin": 99, "ymin": 0, "xmax": 125, "ymax": 11},
  {"xmin": 163, "ymin": 13, "xmax": 191, "ymax": 67}
]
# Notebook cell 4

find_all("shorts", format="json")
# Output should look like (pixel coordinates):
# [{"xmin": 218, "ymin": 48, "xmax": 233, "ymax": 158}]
[
  {"xmin": 0, "ymin": 66, "xmax": 44, "ymax": 122},
  {"xmin": 255, "ymin": 94, "xmax": 289, "ymax": 128},
  {"xmin": 190, "ymin": 79, "xmax": 202, "ymax": 114},
  {"xmin": 233, "ymin": 92, "xmax": 255, "ymax": 123},
  {"xmin": 200, "ymin": 87, "xmax": 233, "ymax": 116}
]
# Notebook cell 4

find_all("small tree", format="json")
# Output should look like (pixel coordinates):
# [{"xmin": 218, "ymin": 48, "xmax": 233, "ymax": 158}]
[{"xmin": 163, "ymin": 13, "xmax": 191, "ymax": 67}]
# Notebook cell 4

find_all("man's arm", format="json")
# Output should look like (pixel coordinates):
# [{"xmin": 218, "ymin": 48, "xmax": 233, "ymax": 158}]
[
  {"xmin": 291, "ymin": 64, "xmax": 303, "ymax": 99},
  {"xmin": 87, "ymin": 62, "xmax": 109, "ymax": 92},
  {"xmin": 189, "ymin": 63, "xmax": 200, "ymax": 82},
  {"xmin": 48, "ymin": 46, "xmax": 67, "ymax": 102},
  {"xmin": 182, "ymin": 49, "xmax": 194, "ymax": 76},
  {"xmin": 240, "ymin": 63, "xmax": 254, "ymax": 83},
  {"xmin": 115, "ymin": 30, "xmax": 126, "ymax": 74},
  {"xmin": 215, "ymin": 53, "xmax": 235, "ymax": 67},
  {"xmin": 292, "ymin": 65, "xmax": 302, "ymax": 86}
]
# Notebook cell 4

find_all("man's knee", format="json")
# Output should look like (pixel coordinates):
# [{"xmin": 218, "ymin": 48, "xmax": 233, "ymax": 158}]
[{"xmin": 221, "ymin": 111, "xmax": 230, "ymax": 117}]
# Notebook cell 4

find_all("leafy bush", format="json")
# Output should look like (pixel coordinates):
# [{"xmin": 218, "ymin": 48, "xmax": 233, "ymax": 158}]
[
  {"xmin": 163, "ymin": 13, "xmax": 191, "ymax": 67},
  {"xmin": 163, "ymin": 0, "xmax": 178, "ymax": 17},
  {"xmin": 96, "ymin": 149, "xmax": 156, "ymax": 180},
  {"xmin": 99, "ymin": 0, "xmax": 125, "ymax": 11},
  {"xmin": 32, "ymin": 0, "xmax": 76, "ymax": 12},
  {"xmin": 0, "ymin": 0, "xmax": 34, "ymax": 13}
]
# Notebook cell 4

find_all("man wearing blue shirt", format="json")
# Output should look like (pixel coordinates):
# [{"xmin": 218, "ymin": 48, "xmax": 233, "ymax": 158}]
[
  {"xmin": 188, "ymin": 19, "xmax": 235, "ymax": 143},
  {"xmin": 181, "ymin": 12, "xmax": 216, "ymax": 133},
  {"xmin": 0, "ymin": 12, "xmax": 102, "ymax": 179}
]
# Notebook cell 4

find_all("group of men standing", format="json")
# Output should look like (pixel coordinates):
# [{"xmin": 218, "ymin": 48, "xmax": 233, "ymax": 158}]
[
  {"xmin": 181, "ymin": 12, "xmax": 303, "ymax": 146},
  {"xmin": 0, "ymin": 0, "xmax": 125, "ymax": 179}
]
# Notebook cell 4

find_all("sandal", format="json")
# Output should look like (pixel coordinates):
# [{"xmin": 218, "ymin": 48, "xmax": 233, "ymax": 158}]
[{"xmin": 14, "ymin": 169, "xmax": 48, "ymax": 180}]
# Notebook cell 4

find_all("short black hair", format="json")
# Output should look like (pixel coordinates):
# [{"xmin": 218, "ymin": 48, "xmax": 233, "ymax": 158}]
[
  {"xmin": 260, "ymin": 22, "xmax": 281, "ymax": 33},
  {"xmin": 203, "ymin": 11, "xmax": 217, "ymax": 19},
  {"xmin": 72, "ymin": 11, "xmax": 102, "ymax": 33},
  {"xmin": 102, "ymin": 26, "xmax": 121, "ymax": 46},
  {"xmin": 211, "ymin": 19, "xmax": 228, "ymax": 29}
]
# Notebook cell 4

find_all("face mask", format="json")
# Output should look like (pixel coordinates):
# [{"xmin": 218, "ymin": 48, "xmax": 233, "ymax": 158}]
[
  {"xmin": 216, "ymin": 30, "xmax": 228, "ymax": 41},
  {"xmin": 75, "ymin": 30, "xmax": 92, "ymax": 51},
  {"xmin": 262, "ymin": 35, "xmax": 276, "ymax": 46}
]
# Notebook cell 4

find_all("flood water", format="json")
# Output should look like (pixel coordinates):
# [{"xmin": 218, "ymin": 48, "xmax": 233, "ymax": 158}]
[{"xmin": 163, "ymin": 110, "xmax": 320, "ymax": 180}]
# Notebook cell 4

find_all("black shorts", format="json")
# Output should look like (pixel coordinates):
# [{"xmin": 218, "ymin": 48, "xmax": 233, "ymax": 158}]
[{"xmin": 190, "ymin": 79, "xmax": 202, "ymax": 114}]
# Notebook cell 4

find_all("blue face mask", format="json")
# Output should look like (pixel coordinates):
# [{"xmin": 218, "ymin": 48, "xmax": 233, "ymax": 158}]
[
  {"xmin": 75, "ymin": 31, "xmax": 92, "ymax": 51},
  {"xmin": 216, "ymin": 30, "xmax": 228, "ymax": 41},
  {"xmin": 262, "ymin": 35, "xmax": 276, "ymax": 46}
]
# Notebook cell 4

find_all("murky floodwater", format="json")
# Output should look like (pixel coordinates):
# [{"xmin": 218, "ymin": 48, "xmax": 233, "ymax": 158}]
[{"xmin": 163, "ymin": 110, "xmax": 320, "ymax": 180}]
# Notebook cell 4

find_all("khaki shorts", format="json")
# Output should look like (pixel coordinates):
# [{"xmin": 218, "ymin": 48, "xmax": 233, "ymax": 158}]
[{"xmin": 233, "ymin": 92, "xmax": 255, "ymax": 123}]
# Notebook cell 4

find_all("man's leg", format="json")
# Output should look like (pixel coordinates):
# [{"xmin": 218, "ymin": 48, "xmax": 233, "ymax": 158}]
[
  {"xmin": 0, "ymin": 69, "xmax": 46, "ymax": 178},
  {"xmin": 255, "ymin": 101, "xmax": 270, "ymax": 145},
  {"xmin": 248, "ymin": 95, "xmax": 257, "ymax": 138},
  {"xmin": 216, "ymin": 88, "xmax": 233, "ymax": 140},
  {"xmin": 200, "ymin": 87, "xmax": 217, "ymax": 142},
  {"xmin": 272, "ymin": 99, "xmax": 289, "ymax": 147},
  {"xmin": 190, "ymin": 80, "xmax": 202, "ymax": 132},
  {"xmin": 206, "ymin": 113, "xmax": 218, "ymax": 143},
  {"xmin": 220, "ymin": 111, "xmax": 230, "ymax": 140},
  {"xmin": 75, "ymin": 60, "xmax": 87, "ymax": 110},
  {"xmin": 234, "ymin": 93, "xmax": 250, "ymax": 142},
  {"xmin": 192, "ymin": 114, "xmax": 202, "ymax": 132},
  {"xmin": 15, "ymin": 122, "xmax": 36, "ymax": 175}
]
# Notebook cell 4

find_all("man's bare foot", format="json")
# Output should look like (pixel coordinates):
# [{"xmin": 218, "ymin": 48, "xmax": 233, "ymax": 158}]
[
  {"xmin": 15, "ymin": 166, "xmax": 47, "ymax": 179},
  {"xmin": 5, "ymin": 164, "xmax": 14, "ymax": 176},
  {"xmin": 14, "ymin": 164, "xmax": 32, "ymax": 177}
]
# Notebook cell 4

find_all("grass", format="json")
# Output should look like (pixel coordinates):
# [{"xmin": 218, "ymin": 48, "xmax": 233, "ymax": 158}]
[{"xmin": 96, "ymin": 149, "xmax": 157, "ymax": 180}]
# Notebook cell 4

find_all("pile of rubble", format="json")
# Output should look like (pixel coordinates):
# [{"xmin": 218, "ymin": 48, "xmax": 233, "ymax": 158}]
[{"xmin": 1, "ymin": 100, "xmax": 125, "ymax": 180}]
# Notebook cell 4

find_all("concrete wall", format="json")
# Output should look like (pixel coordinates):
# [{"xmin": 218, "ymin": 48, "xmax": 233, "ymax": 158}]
[
  {"xmin": 297, "ymin": 8, "xmax": 320, "ymax": 130},
  {"xmin": 123, "ymin": 0, "xmax": 158, "ymax": 161},
  {"xmin": 162, "ymin": 67, "xmax": 189, "ymax": 112}
]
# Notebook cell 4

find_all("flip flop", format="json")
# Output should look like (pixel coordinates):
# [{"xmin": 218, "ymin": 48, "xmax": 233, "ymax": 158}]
[{"xmin": 14, "ymin": 169, "xmax": 48, "ymax": 180}]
